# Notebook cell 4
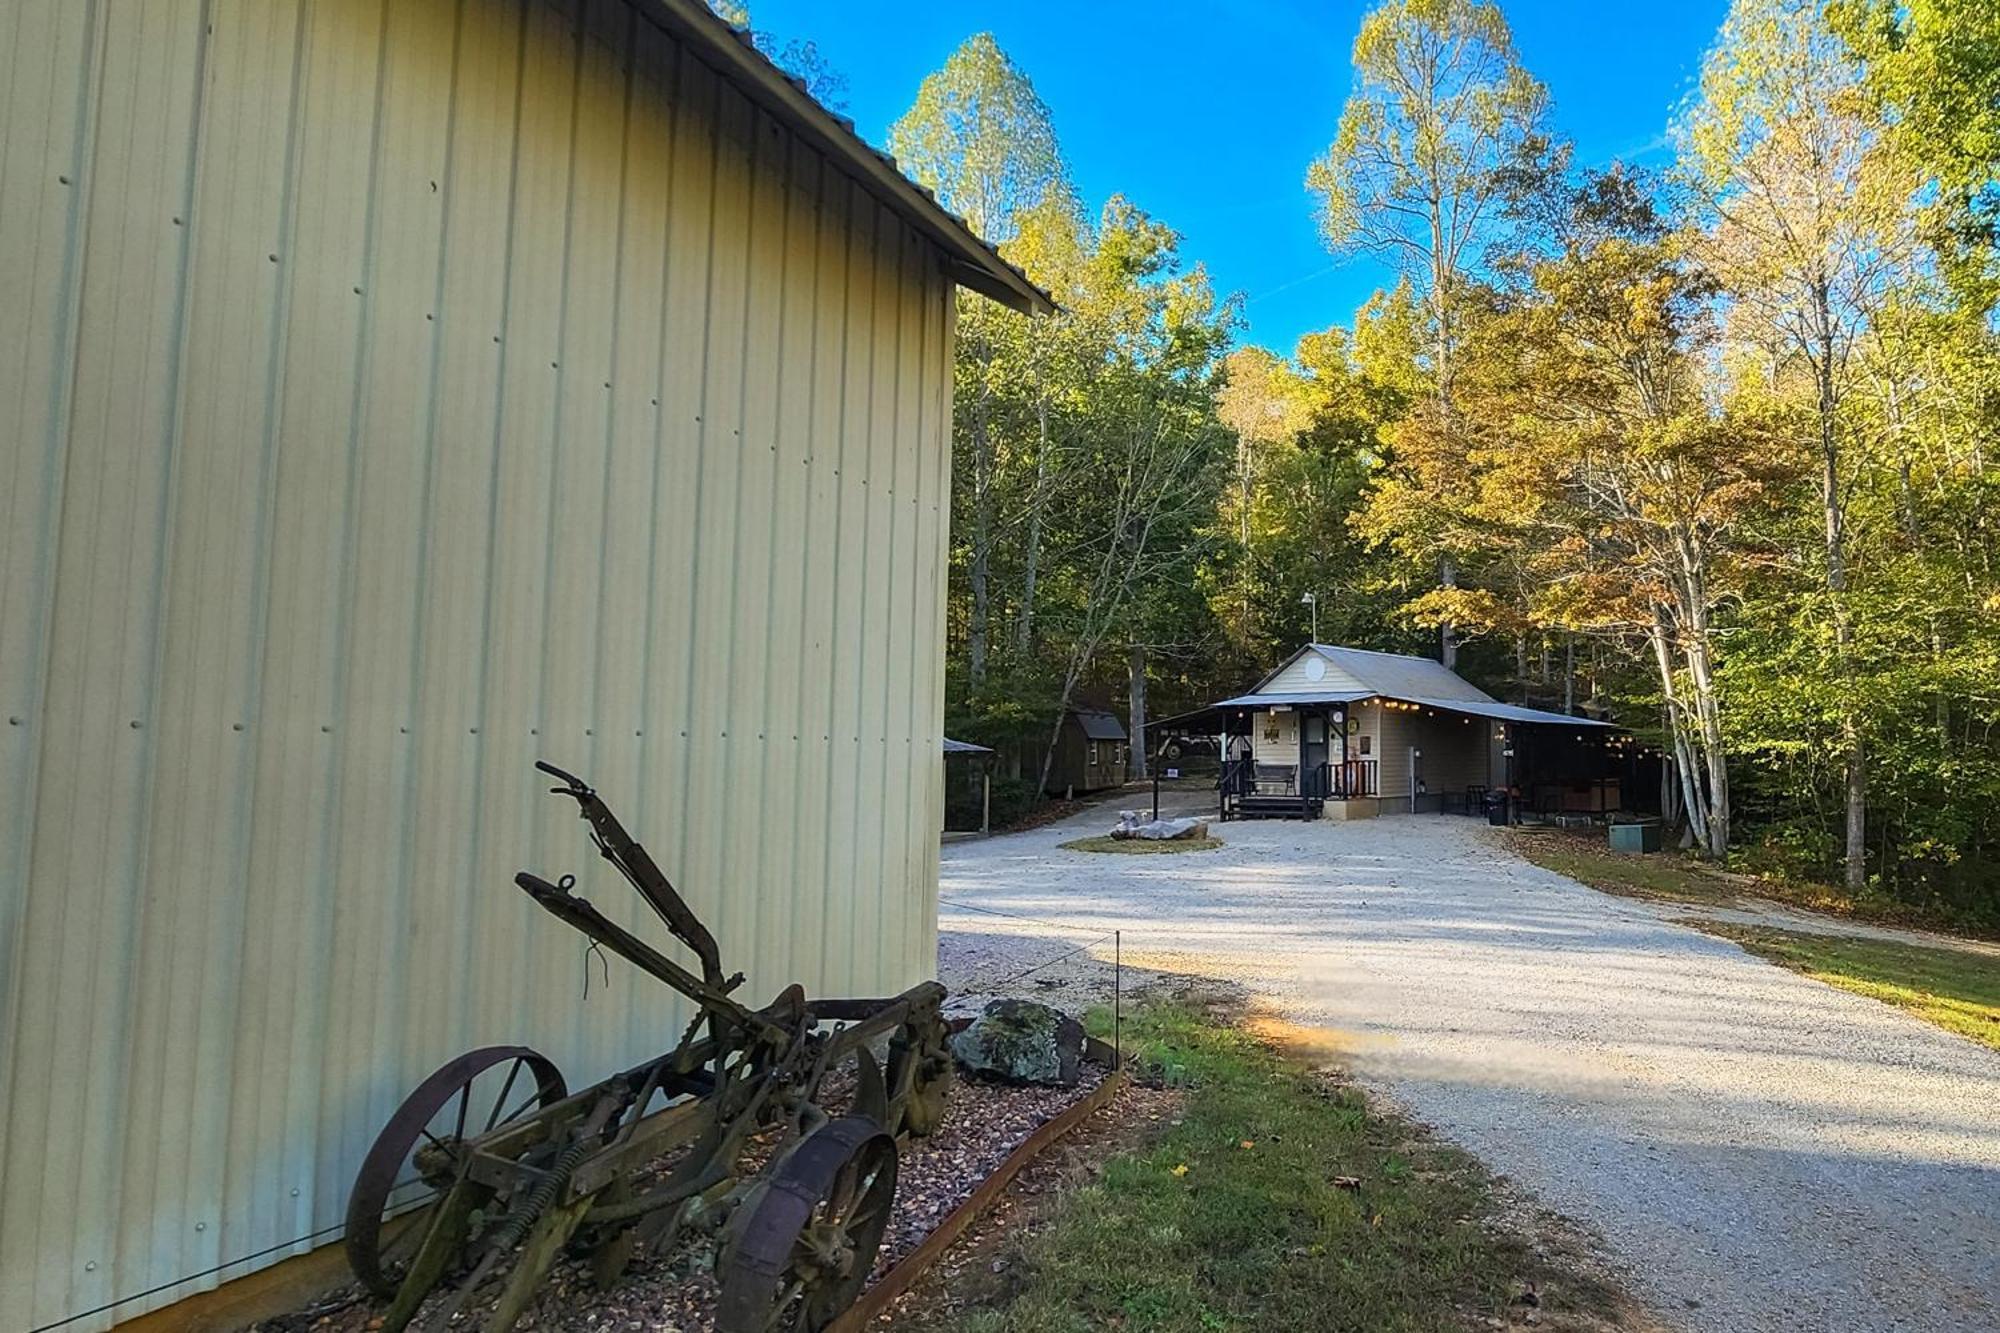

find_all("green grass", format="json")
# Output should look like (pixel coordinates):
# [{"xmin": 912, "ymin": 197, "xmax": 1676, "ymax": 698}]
[
  {"xmin": 1501, "ymin": 828, "xmax": 1747, "ymax": 908},
  {"xmin": 1690, "ymin": 920, "xmax": 2000, "ymax": 1052},
  {"xmin": 908, "ymin": 1004, "xmax": 1627, "ymax": 1333},
  {"xmin": 1501, "ymin": 829, "xmax": 1999, "ymax": 940},
  {"xmin": 1058, "ymin": 835, "xmax": 1224, "ymax": 855}
]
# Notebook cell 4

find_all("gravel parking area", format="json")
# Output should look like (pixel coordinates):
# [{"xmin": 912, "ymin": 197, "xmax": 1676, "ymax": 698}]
[{"xmin": 939, "ymin": 805, "xmax": 2000, "ymax": 1333}]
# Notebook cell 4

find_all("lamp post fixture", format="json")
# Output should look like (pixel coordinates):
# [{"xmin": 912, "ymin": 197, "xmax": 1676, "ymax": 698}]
[{"xmin": 1300, "ymin": 591, "xmax": 1318, "ymax": 644}]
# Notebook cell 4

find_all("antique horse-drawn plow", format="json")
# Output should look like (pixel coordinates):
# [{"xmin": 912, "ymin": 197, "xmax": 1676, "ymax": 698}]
[{"xmin": 343, "ymin": 763, "xmax": 953, "ymax": 1332}]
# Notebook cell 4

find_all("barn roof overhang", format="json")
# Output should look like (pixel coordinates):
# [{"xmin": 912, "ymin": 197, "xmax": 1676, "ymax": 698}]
[{"xmin": 642, "ymin": 0, "xmax": 1054, "ymax": 316}]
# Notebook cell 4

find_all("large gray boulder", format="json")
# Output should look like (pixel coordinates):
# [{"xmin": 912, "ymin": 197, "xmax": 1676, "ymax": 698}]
[{"xmin": 949, "ymin": 999, "xmax": 1085, "ymax": 1087}]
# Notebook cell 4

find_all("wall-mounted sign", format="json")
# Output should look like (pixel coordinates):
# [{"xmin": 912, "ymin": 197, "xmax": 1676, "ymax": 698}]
[
  {"xmin": 1359, "ymin": 735, "xmax": 1372, "ymax": 755},
  {"xmin": 1165, "ymin": 767, "xmax": 1180, "ymax": 779},
  {"xmin": 1346, "ymin": 717, "xmax": 1360, "ymax": 735}
]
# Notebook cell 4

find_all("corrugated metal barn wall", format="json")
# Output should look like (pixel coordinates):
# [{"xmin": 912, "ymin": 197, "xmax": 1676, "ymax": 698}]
[{"xmin": 0, "ymin": 1, "xmax": 953, "ymax": 1326}]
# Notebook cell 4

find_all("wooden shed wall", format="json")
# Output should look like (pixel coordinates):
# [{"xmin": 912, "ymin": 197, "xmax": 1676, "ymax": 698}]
[{"xmin": 0, "ymin": 1, "xmax": 954, "ymax": 1326}]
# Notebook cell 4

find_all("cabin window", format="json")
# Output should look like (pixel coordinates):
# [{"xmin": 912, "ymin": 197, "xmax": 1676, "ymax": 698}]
[{"xmin": 1088, "ymin": 742, "xmax": 1100, "ymax": 767}]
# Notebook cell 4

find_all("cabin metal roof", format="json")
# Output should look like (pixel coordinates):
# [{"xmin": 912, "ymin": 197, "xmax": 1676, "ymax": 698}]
[{"xmin": 1154, "ymin": 644, "xmax": 1619, "ymax": 732}]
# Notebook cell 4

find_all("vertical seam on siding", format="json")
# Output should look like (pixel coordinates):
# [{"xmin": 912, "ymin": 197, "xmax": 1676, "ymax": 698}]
[
  {"xmin": 0, "ymin": 1, "xmax": 103, "ymax": 1318},
  {"xmin": 309, "ymin": 0, "xmax": 396, "ymax": 1225},
  {"xmin": 754, "ymin": 127, "xmax": 793, "ymax": 984},
  {"xmin": 633, "ymin": 32, "xmax": 681, "ymax": 1055},
  {"xmin": 672, "ymin": 65, "xmax": 723, "ymax": 915},
  {"xmin": 388, "ymin": 0, "xmax": 472, "ymax": 1101},
  {"xmin": 221, "ymin": 0, "xmax": 315, "ymax": 1266},
  {"xmin": 459, "ymin": 0, "xmax": 532, "ymax": 1059},
  {"xmin": 112, "ymin": 0, "xmax": 220, "ymax": 1307}
]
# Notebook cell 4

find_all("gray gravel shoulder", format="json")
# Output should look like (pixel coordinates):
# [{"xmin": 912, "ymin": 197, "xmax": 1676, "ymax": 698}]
[{"xmin": 938, "ymin": 808, "xmax": 2000, "ymax": 1333}]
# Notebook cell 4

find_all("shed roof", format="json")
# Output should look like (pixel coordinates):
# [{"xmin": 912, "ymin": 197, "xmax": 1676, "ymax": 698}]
[
  {"xmin": 1073, "ymin": 709, "xmax": 1129, "ymax": 741},
  {"xmin": 942, "ymin": 736, "xmax": 993, "ymax": 755},
  {"xmin": 649, "ymin": 0, "xmax": 1052, "ymax": 315}
]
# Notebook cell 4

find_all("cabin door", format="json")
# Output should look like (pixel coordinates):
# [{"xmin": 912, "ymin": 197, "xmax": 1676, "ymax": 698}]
[{"xmin": 1301, "ymin": 713, "xmax": 1329, "ymax": 797}]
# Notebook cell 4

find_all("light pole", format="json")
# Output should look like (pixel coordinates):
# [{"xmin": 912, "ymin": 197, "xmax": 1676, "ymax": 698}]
[{"xmin": 1300, "ymin": 591, "xmax": 1318, "ymax": 645}]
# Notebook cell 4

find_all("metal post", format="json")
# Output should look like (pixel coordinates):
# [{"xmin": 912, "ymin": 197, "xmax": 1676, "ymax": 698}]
[
  {"xmin": 1114, "ymin": 929, "xmax": 1122, "ymax": 1066},
  {"xmin": 1151, "ymin": 760, "xmax": 1160, "ymax": 823},
  {"xmin": 981, "ymin": 769, "xmax": 991, "ymax": 837}
]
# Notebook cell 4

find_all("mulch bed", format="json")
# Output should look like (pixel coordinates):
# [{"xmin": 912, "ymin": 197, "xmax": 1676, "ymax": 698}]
[
  {"xmin": 865, "ymin": 1078, "xmax": 1185, "ymax": 1330},
  {"xmin": 263, "ymin": 1068, "xmax": 1108, "ymax": 1333}
]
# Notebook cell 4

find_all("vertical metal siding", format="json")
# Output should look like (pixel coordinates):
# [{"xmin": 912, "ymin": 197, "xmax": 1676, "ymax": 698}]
[{"xmin": 0, "ymin": 2, "xmax": 954, "ymax": 1327}]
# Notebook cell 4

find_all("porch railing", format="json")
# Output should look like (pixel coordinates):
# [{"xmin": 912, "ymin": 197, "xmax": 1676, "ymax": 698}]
[
  {"xmin": 1219, "ymin": 757, "xmax": 1378, "ymax": 817},
  {"xmin": 1304, "ymin": 759, "xmax": 1377, "ymax": 799}
]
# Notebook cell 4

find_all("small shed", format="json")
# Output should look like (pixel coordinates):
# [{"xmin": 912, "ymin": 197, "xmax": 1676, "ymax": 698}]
[
  {"xmin": 1044, "ymin": 708, "xmax": 1130, "ymax": 797},
  {"xmin": 942, "ymin": 736, "xmax": 995, "ymax": 835},
  {"xmin": 0, "ymin": 2, "xmax": 1046, "ymax": 1328}
]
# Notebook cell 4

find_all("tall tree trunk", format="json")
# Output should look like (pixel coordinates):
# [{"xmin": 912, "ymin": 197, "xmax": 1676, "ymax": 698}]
[
  {"xmin": 1017, "ymin": 365, "xmax": 1049, "ymax": 656},
  {"xmin": 1439, "ymin": 556, "xmax": 1458, "ymax": 669},
  {"xmin": 1812, "ymin": 285, "xmax": 1863, "ymax": 890},
  {"xmin": 1127, "ymin": 643, "xmax": 1149, "ymax": 780},
  {"xmin": 1430, "ymin": 241, "xmax": 1459, "ymax": 671},
  {"xmin": 1562, "ymin": 636, "xmax": 1575, "ymax": 715},
  {"xmin": 1649, "ymin": 611, "xmax": 1712, "ymax": 854},
  {"xmin": 968, "ymin": 350, "xmax": 993, "ymax": 689}
]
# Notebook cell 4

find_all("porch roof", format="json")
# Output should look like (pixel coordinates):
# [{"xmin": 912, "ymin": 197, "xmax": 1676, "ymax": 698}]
[
  {"xmin": 1148, "ymin": 690, "xmax": 1617, "ymax": 735},
  {"xmin": 1391, "ymin": 695, "xmax": 1619, "ymax": 729}
]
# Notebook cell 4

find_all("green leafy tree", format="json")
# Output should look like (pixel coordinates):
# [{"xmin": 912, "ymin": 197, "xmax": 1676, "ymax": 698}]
[
  {"xmin": 890, "ymin": 34, "xmax": 1075, "ymax": 688},
  {"xmin": 1307, "ymin": 0, "xmax": 1548, "ymax": 665},
  {"xmin": 1679, "ymin": 0, "xmax": 1922, "ymax": 889}
]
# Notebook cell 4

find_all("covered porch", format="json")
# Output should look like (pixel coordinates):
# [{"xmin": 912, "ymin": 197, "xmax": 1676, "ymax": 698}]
[{"xmin": 1154, "ymin": 692, "xmax": 1637, "ymax": 825}]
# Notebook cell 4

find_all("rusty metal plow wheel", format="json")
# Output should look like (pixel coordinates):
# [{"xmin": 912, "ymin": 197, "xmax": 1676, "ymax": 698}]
[
  {"xmin": 344, "ymin": 1045, "xmax": 567, "ymax": 1299},
  {"xmin": 716, "ymin": 1116, "xmax": 898, "ymax": 1333}
]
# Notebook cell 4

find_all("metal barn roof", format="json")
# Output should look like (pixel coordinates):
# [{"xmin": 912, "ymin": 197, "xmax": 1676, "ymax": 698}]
[{"xmin": 653, "ymin": 0, "xmax": 1053, "ymax": 315}]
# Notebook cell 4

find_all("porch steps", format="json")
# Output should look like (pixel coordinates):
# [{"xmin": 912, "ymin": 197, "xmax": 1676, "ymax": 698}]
[{"xmin": 1232, "ymin": 794, "xmax": 1320, "ymax": 821}]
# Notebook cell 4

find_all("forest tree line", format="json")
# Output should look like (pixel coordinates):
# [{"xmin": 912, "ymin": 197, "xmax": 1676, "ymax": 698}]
[{"xmin": 732, "ymin": 0, "xmax": 2000, "ymax": 926}]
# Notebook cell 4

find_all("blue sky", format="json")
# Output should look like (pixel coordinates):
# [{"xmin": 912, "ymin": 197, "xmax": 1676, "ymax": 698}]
[{"xmin": 749, "ymin": 1, "xmax": 1730, "ymax": 355}]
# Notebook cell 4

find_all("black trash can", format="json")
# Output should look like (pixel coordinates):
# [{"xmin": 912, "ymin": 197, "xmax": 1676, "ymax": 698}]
[{"xmin": 1485, "ymin": 792, "xmax": 1510, "ymax": 826}]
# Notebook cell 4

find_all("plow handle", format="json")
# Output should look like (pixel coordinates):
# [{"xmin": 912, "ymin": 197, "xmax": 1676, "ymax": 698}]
[{"xmin": 530, "ymin": 760, "xmax": 726, "ymax": 990}]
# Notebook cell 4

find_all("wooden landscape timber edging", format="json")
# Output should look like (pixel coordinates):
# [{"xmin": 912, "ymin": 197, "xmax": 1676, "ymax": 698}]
[{"xmin": 829, "ymin": 1060, "xmax": 1132, "ymax": 1331}]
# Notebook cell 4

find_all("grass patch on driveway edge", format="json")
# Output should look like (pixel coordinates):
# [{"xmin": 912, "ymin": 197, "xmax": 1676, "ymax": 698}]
[
  {"xmin": 904, "ymin": 1002, "xmax": 1646, "ymax": 1333},
  {"xmin": 1058, "ymin": 835, "xmax": 1224, "ymax": 855},
  {"xmin": 1686, "ymin": 919, "xmax": 2000, "ymax": 1052}
]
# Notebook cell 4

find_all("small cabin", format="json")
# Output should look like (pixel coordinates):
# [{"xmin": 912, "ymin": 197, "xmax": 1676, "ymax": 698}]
[
  {"xmin": 1156, "ymin": 645, "xmax": 1640, "ymax": 821},
  {"xmin": 1044, "ymin": 708, "xmax": 1130, "ymax": 796}
]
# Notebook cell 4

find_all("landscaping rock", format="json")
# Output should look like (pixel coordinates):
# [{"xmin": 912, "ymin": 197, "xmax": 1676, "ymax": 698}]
[
  {"xmin": 1109, "ymin": 811, "xmax": 1211, "ymax": 841},
  {"xmin": 950, "ymin": 999, "xmax": 1085, "ymax": 1086}
]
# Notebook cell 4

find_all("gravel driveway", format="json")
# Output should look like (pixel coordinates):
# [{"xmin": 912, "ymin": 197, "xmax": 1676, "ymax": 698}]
[{"xmin": 938, "ymin": 805, "xmax": 2000, "ymax": 1333}]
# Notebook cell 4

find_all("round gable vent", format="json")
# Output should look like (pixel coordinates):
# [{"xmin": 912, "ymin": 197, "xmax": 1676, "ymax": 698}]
[{"xmin": 1302, "ymin": 654, "xmax": 1327, "ymax": 682}]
